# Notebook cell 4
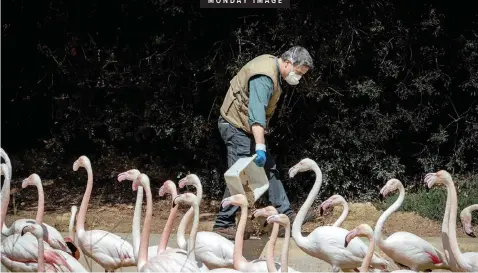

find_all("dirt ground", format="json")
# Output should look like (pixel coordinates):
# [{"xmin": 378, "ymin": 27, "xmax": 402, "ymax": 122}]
[{"xmin": 4, "ymin": 196, "xmax": 475, "ymax": 238}]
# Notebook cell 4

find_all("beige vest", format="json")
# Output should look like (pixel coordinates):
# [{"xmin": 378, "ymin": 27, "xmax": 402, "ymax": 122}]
[{"xmin": 220, "ymin": 54, "xmax": 281, "ymax": 134}]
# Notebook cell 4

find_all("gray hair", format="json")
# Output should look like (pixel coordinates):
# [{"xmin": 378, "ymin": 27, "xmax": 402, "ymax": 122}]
[{"xmin": 280, "ymin": 46, "xmax": 314, "ymax": 69}]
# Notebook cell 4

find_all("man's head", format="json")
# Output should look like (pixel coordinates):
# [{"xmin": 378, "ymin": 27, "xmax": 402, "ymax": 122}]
[{"xmin": 278, "ymin": 46, "xmax": 314, "ymax": 86}]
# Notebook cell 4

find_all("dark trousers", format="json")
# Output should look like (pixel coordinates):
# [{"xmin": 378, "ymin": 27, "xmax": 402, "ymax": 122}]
[{"xmin": 213, "ymin": 116, "xmax": 293, "ymax": 228}]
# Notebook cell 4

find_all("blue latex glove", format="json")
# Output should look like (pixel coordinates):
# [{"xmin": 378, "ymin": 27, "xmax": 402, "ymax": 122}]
[{"xmin": 254, "ymin": 144, "xmax": 267, "ymax": 167}]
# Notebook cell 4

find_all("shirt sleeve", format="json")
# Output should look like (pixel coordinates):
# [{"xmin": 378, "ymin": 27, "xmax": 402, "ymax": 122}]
[{"xmin": 248, "ymin": 75, "xmax": 273, "ymax": 129}]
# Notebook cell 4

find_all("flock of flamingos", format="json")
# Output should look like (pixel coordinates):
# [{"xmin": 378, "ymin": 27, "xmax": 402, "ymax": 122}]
[{"xmin": 0, "ymin": 147, "xmax": 477, "ymax": 273}]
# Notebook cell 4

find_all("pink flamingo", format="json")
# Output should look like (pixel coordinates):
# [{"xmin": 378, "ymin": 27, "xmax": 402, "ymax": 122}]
[
  {"xmin": 0, "ymin": 152, "xmax": 78, "ymax": 258},
  {"xmin": 117, "ymin": 169, "xmax": 170, "ymax": 259},
  {"xmin": 288, "ymin": 158, "xmax": 389, "ymax": 272},
  {"xmin": 344, "ymin": 223, "xmax": 415, "ymax": 273},
  {"xmin": 73, "ymin": 155, "xmax": 135, "ymax": 272},
  {"xmin": 265, "ymin": 213, "xmax": 296, "ymax": 272},
  {"xmin": 131, "ymin": 173, "xmax": 200, "ymax": 272},
  {"xmin": 221, "ymin": 193, "xmax": 298, "ymax": 272},
  {"xmin": 374, "ymin": 178, "xmax": 449, "ymax": 271},
  {"xmin": 460, "ymin": 204, "xmax": 477, "ymax": 238},
  {"xmin": 176, "ymin": 174, "xmax": 235, "ymax": 269},
  {"xmin": 425, "ymin": 170, "xmax": 478, "ymax": 271},
  {"xmin": 319, "ymin": 194, "xmax": 349, "ymax": 227}
]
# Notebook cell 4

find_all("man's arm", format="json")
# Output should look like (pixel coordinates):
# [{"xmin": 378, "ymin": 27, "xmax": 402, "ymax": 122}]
[{"xmin": 248, "ymin": 75, "xmax": 273, "ymax": 166}]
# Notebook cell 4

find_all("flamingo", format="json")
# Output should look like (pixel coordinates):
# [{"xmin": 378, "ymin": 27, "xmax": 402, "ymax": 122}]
[
  {"xmin": 319, "ymin": 194, "xmax": 349, "ymax": 227},
  {"xmin": 73, "ymin": 155, "xmax": 135, "ymax": 272},
  {"xmin": 288, "ymin": 158, "xmax": 389, "ymax": 272},
  {"xmin": 64, "ymin": 205, "xmax": 81, "ymax": 260},
  {"xmin": 425, "ymin": 170, "xmax": 478, "ymax": 271},
  {"xmin": 1, "ymin": 210, "xmax": 87, "ymax": 272},
  {"xmin": 460, "ymin": 204, "xmax": 477, "ymax": 238},
  {"xmin": 344, "ymin": 223, "xmax": 415, "ymax": 273},
  {"xmin": 265, "ymin": 213, "xmax": 298, "ymax": 272},
  {"xmin": 374, "ymin": 178, "xmax": 449, "ymax": 271},
  {"xmin": 176, "ymin": 174, "xmax": 235, "ymax": 269},
  {"xmin": 131, "ymin": 173, "xmax": 200, "ymax": 272},
  {"xmin": 221, "ymin": 193, "xmax": 298, "ymax": 272},
  {"xmin": 117, "ymin": 169, "xmax": 164, "ymax": 259}
]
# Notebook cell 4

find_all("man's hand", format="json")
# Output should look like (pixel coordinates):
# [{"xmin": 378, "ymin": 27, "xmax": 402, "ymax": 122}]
[{"xmin": 254, "ymin": 144, "xmax": 266, "ymax": 167}]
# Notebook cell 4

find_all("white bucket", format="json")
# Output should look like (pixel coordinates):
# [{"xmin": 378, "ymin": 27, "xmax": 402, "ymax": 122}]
[{"xmin": 224, "ymin": 154, "xmax": 269, "ymax": 203}]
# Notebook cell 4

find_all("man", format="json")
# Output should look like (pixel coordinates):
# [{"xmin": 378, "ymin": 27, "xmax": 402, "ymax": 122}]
[{"xmin": 213, "ymin": 46, "xmax": 315, "ymax": 240}]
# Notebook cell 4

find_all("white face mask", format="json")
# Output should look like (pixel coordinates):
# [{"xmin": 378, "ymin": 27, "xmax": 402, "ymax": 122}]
[{"xmin": 284, "ymin": 63, "xmax": 301, "ymax": 85}]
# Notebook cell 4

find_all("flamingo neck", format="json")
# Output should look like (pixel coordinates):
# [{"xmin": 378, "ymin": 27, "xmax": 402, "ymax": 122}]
[
  {"xmin": 187, "ymin": 201, "xmax": 200, "ymax": 262},
  {"xmin": 35, "ymin": 182, "xmax": 45, "ymax": 224},
  {"xmin": 332, "ymin": 199, "xmax": 348, "ymax": 227},
  {"xmin": 68, "ymin": 209, "xmax": 76, "ymax": 240},
  {"xmin": 233, "ymin": 203, "xmax": 249, "ymax": 271},
  {"xmin": 444, "ymin": 176, "xmax": 468, "ymax": 270},
  {"xmin": 177, "ymin": 181, "xmax": 203, "ymax": 250},
  {"xmin": 266, "ymin": 223, "xmax": 280, "ymax": 273},
  {"xmin": 442, "ymin": 177, "xmax": 452, "ymax": 234},
  {"xmin": 138, "ymin": 184, "xmax": 153, "ymax": 270},
  {"xmin": 132, "ymin": 186, "xmax": 144, "ymax": 261},
  {"xmin": 158, "ymin": 189, "xmax": 179, "ymax": 254},
  {"xmin": 37, "ymin": 232, "xmax": 46, "ymax": 272},
  {"xmin": 374, "ymin": 182, "xmax": 405, "ymax": 246},
  {"xmin": 76, "ymin": 165, "xmax": 93, "ymax": 235},
  {"xmin": 292, "ymin": 164, "xmax": 322, "ymax": 247},
  {"xmin": 281, "ymin": 221, "xmax": 290, "ymax": 272},
  {"xmin": 360, "ymin": 230, "xmax": 375, "ymax": 272},
  {"xmin": 464, "ymin": 204, "xmax": 478, "ymax": 214}
]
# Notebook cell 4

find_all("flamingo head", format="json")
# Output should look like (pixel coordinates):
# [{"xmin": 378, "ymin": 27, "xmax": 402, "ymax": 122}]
[
  {"xmin": 221, "ymin": 194, "xmax": 248, "ymax": 209},
  {"xmin": 64, "ymin": 237, "xmax": 81, "ymax": 260},
  {"xmin": 133, "ymin": 173, "xmax": 150, "ymax": 190},
  {"xmin": 0, "ymin": 163, "xmax": 9, "ymax": 178},
  {"xmin": 158, "ymin": 180, "xmax": 177, "ymax": 197},
  {"xmin": 172, "ymin": 192, "xmax": 198, "ymax": 209},
  {"xmin": 178, "ymin": 174, "xmax": 200, "ymax": 189},
  {"xmin": 73, "ymin": 155, "xmax": 91, "ymax": 171},
  {"xmin": 320, "ymin": 194, "xmax": 345, "ymax": 216},
  {"xmin": 265, "ymin": 213, "xmax": 290, "ymax": 228},
  {"xmin": 424, "ymin": 170, "xmax": 451, "ymax": 189},
  {"xmin": 117, "ymin": 169, "xmax": 141, "ymax": 183},
  {"xmin": 344, "ymin": 223, "xmax": 373, "ymax": 248},
  {"xmin": 21, "ymin": 173, "xmax": 41, "ymax": 189},
  {"xmin": 251, "ymin": 205, "xmax": 278, "ymax": 220},
  {"xmin": 460, "ymin": 208, "xmax": 475, "ymax": 238},
  {"xmin": 379, "ymin": 178, "xmax": 402, "ymax": 201},
  {"xmin": 288, "ymin": 158, "xmax": 317, "ymax": 178},
  {"xmin": 21, "ymin": 224, "xmax": 43, "ymax": 238}
]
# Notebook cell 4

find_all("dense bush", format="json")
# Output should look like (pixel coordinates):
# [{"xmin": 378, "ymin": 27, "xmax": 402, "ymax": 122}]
[
  {"xmin": 2, "ymin": 0, "xmax": 477, "ymax": 205},
  {"xmin": 374, "ymin": 174, "xmax": 478, "ymax": 224}
]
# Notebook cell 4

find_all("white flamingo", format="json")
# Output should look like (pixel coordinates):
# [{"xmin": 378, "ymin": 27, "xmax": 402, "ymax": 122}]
[
  {"xmin": 319, "ymin": 194, "xmax": 349, "ymax": 227},
  {"xmin": 131, "ymin": 173, "xmax": 200, "ymax": 272},
  {"xmin": 73, "ymin": 155, "xmax": 135, "ymax": 272},
  {"xmin": 374, "ymin": 178, "xmax": 449, "ymax": 271},
  {"xmin": 425, "ymin": 170, "xmax": 478, "ymax": 271},
  {"xmin": 176, "ymin": 174, "xmax": 235, "ymax": 269},
  {"xmin": 117, "ymin": 169, "xmax": 163, "ymax": 259},
  {"xmin": 221, "ymin": 193, "xmax": 298, "ymax": 272},
  {"xmin": 344, "ymin": 223, "xmax": 416, "ymax": 273},
  {"xmin": 460, "ymin": 204, "xmax": 477, "ymax": 238},
  {"xmin": 288, "ymin": 158, "xmax": 389, "ymax": 272},
  {"xmin": 265, "ymin": 213, "xmax": 299, "ymax": 272}
]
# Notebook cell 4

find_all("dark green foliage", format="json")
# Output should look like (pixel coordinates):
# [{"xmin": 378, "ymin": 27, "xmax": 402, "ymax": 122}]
[{"xmin": 2, "ymin": 0, "xmax": 477, "ymax": 205}]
